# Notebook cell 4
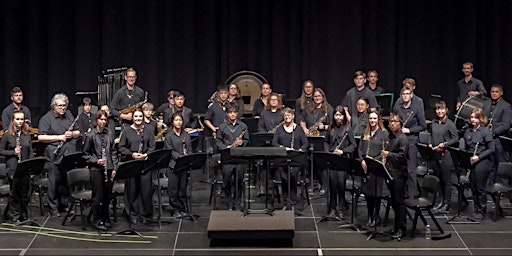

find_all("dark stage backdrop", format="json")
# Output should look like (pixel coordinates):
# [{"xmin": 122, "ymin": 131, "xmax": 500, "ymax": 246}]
[{"xmin": 1, "ymin": 0, "xmax": 511, "ymax": 123}]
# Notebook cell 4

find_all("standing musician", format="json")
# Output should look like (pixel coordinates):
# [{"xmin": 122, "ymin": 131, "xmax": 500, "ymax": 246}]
[
  {"xmin": 38, "ymin": 93, "xmax": 81, "ymax": 217},
  {"xmin": 295, "ymin": 80, "xmax": 315, "ymax": 123},
  {"xmin": 257, "ymin": 92, "xmax": 284, "ymax": 133},
  {"xmin": 348, "ymin": 97, "xmax": 370, "ymax": 139},
  {"xmin": 164, "ymin": 112, "xmax": 193, "ymax": 218},
  {"xmin": 324, "ymin": 106, "xmax": 356, "ymax": 218},
  {"xmin": 163, "ymin": 91, "xmax": 194, "ymax": 132},
  {"xmin": 483, "ymin": 84, "xmax": 512, "ymax": 184},
  {"xmin": 142, "ymin": 102, "xmax": 158, "ymax": 136},
  {"xmin": 215, "ymin": 103, "xmax": 249, "ymax": 210},
  {"xmin": 381, "ymin": 114, "xmax": 409, "ymax": 239},
  {"xmin": 463, "ymin": 108, "xmax": 495, "ymax": 221},
  {"xmin": 118, "ymin": 108, "xmax": 156, "ymax": 224},
  {"xmin": 2, "ymin": 86, "xmax": 31, "ymax": 131},
  {"xmin": 0, "ymin": 111, "xmax": 33, "ymax": 223},
  {"xmin": 359, "ymin": 110, "xmax": 388, "ymax": 227},
  {"xmin": 300, "ymin": 88, "xmax": 333, "ymax": 195},
  {"xmin": 429, "ymin": 101, "xmax": 459, "ymax": 214},
  {"xmin": 155, "ymin": 90, "xmax": 175, "ymax": 118},
  {"xmin": 393, "ymin": 86, "xmax": 426, "ymax": 199},
  {"xmin": 252, "ymin": 83, "xmax": 273, "ymax": 118},
  {"xmin": 77, "ymin": 97, "xmax": 96, "ymax": 150},
  {"xmin": 272, "ymin": 108, "xmax": 308, "ymax": 214},
  {"xmin": 82, "ymin": 110, "xmax": 118, "ymax": 231},
  {"xmin": 341, "ymin": 71, "xmax": 378, "ymax": 117},
  {"xmin": 204, "ymin": 85, "xmax": 230, "ymax": 138},
  {"xmin": 99, "ymin": 104, "xmax": 117, "ymax": 137},
  {"xmin": 227, "ymin": 83, "xmax": 245, "ymax": 112},
  {"xmin": 110, "ymin": 67, "xmax": 147, "ymax": 124},
  {"xmin": 456, "ymin": 61, "xmax": 486, "ymax": 110}
]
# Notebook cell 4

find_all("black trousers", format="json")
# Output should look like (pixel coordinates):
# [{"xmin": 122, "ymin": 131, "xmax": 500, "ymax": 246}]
[
  {"xmin": 387, "ymin": 175, "xmax": 407, "ymax": 232},
  {"xmin": 328, "ymin": 169, "xmax": 347, "ymax": 211},
  {"xmin": 46, "ymin": 162, "xmax": 69, "ymax": 212},
  {"xmin": 8, "ymin": 175, "xmax": 31, "ymax": 221},
  {"xmin": 90, "ymin": 168, "xmax": 113, "ymax": 223},
  {"xmin": 222, "ymin": 164, "xmax": 244, "ymax": 208},
  {"xmin": 124, "ymin": 170, "xmax": 153, "ymax": 219},
  {"xmin": 280, "ymin": 166, "xmax": 301, "ymax": 207},
  {"xmin": 168, "ymin": 168, "xmax": 188, "ymax": 213},
  {"xmin": 431, "ymin": 151, "xmax": 453, "ymax": 203},
  {"xmin": 470, "ymin": 158, "xmax": 490, "ymax": 215}
]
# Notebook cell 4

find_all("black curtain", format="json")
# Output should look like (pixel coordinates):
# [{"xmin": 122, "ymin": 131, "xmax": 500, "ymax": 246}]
[{"xmin": 1, "ymin": 0, "xmax": 511, "ymax": 121}]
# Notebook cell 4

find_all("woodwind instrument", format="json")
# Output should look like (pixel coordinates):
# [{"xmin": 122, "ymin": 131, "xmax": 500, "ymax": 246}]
[
  {"xmin": 466, "ymin": 142, "xmax": 479, "ymax": 180},
  {"xmin": 155, "ymin": 118, "xmax": 168, "ymax": 140},
  {"xmin": 137, "ymin": 127, "xmax": 144, "ymax": 154},
  {"xmin": 334, "ymin": 132, "xmax": 348, "ymax": 151},
  {"xmin": 230, "ymin": 130, "xmax": 246, "ymax": 147},
  {"xmin": 308, "ymin": 112, "xmax": 328, "ymax": 136},
  {"xmin": 403, "ymin": 110, "xmax": 414, "ymax": 126},
  {"xmin": 54, "ymin": 114, "xmax": 80, "ymax": 154},
  {"xmin": 269, "ymin": 120, "xmax": 284, "ymax": 134},
  {"xmin": 120, "ymin": 92, "xmax": 148, "ymax": 115},
  {"xmin": 101, "ymin": 136, "xmax": 109, "ymax": 182},
  {"xmin": 182, "ymin": 136, "xmax": 188, "ymax": 156},
  {"xmin": 16, "ymin": 131, "xmax": 21, "ymax": 163}
]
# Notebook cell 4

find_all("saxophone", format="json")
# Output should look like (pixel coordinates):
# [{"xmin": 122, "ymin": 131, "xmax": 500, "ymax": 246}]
[
  {"xmin": 120, "ymin": 92, "xmax": 148, "ymax": 115},
  {"xmin": 308, "ymin": 112, "xmax": 328, "ymax": 136},
  {"xmin": 16, "ymin": 131, "xmax": 21, "ymax": 163},
  {"xmin": 230, "ymin": 130, "xmax": 247, "ymax": 147},
  {"xmin": 269, "ymin": 120, "xmax": 284, "ymax": 134},
  {"xmin": 155, "ymin": 118, "xmax": 168, "ymax": 140}
]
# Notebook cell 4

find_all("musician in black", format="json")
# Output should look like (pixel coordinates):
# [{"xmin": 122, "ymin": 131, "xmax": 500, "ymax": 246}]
[
  {"xmin": 83, "ymin": 110, "xmax": 118, "ymax": 231},
  {"xmin": 348, "ymin": 97, "xmax": 370, "ymax": 139},
  {"xmin": 0, "ymin": 111, "xmax": 33, "ymax": 222},
  {"xmin": 1, "ymin": 86, "xmax": 31, "ymax": 131},
  {"xmin": 118, "ymin": 108, "xmax": 156, "ymax": 224},
  {"xmin": 77, "ymin": 97, "xmax": 96, "ymax": 150},
  {"xmin": 252, "ymin": 83, "xmax": 273, "ymax": 118},
  {"xmin": 205, "ymin": 84, "xmax": 230, "ymax": 137},
  {"xmin": 463, "ymin": 108, "xmax": 495, "ymax": 221},
  {"xmin": 142, "ymin": 102, "xmax": 158, "ymax": 136},
  {"xmin": 272, "ymin": 108, "xmax": 308, "ymax": 213},
  {"xmin": 163, "ymin": 91, "xmax": 194, "ymax": 132},
  {"xmin": 324, "ymin": 106, "xmax": 356, "ymax": 218},
  {"xmin": 227, "ymin": 83, "xmax": 245, "ymax": 112},
  {"xmin": 110, "ymin": 67, "xmax": 146, "ymax": 123},
  {"xmin": 164, "ymin": 112, "xmax": 193, "ymax": 218},
  {"xmin": 38, "ymin": 93, "xmax": 81, "ymax": 217},
  {"xmin": 381, "ymin": 114, "xmax": 409, "ymax": 239},
  {"xmin": 429, "ymin": 101, "xmax": 459, "ymax": 214},
  {"xmin": 359, "ymin": 110, "xmax": 388, "ymax": 227},
  {"xmin": 257, "ymin": 92, "xmax": 284, "ymax": 133},
  {"xmin": 99, "ymin": 104, "xmax": 117, "ymax": 137},
  {"xmin": 216, "ymin": 103, "xmax": 249, "ymax": 210},
  {"xmin": 483, "ymin": 84, "xmax": 512, "ymax": 185},
  {"xmin": 295, "ymin": 80, "xmax": 315, "ymax": 123}
]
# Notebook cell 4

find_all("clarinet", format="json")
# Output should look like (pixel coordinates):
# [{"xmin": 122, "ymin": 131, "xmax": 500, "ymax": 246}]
[
  {"xmin": 102, "ymin": 135, "xmax": 109, "ymax": 182},
  {"xmin": 16, "ymin": 131, "xmax": 21, "ymax": 163},
  {"xmin": 54, "ymin": 114, "xmax": 80, "ymax": 154},
  {"xmin": 334, "ymin": 132, "xmax": 348, "ymax": 151},
  {"xmin": 182, "ymin": 136, "xmax": 188, "ymax": 156},
  {"xmin": 290, "ymin": 127, "xmax": 295, "ymax": 149},
  {"xmin": 465, "ymin": 142, "xmax": 479, "ymax": 181},
  {"xmin": 137, "ymin": 127, "xmax": 144, "ymax": 154}
]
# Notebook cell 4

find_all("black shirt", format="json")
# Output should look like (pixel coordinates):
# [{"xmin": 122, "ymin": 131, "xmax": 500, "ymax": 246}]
[
  {"xmin": 118, "ymin": 125, "xmax": 156, "ymax": 161},
  {"xmin": 431, "ymin": 117, "xmax": 459, "ymax": 148},
  {"xmin": 1, "ymin": 103, "xmax": 31, "ymax": 131},
  {"xmin": 205, "ymin": 99, "xmax": 229, "ymax": 128},
  {"xmin": 463, "ymin": 126, "xmax": 495, "ymax": 160},
  {"xmin": 0, "ymin": 132, "xmax": 33, "ymax": 177},
  {"xmin": 257, "ymin": 109, "xmax": 283, "ymax": 133},
  {"xmin": 83, "ymin": 128, "xmax": 118, "ymax": 170},
  {"xmin": 164, "ymin": 130, "xmax": 192, "ymax": 169},
  {"xmin": 38, "ymin": 110, "xmax": 78, "ymax": 163},
  {"xmin": 110, "ymin": 85, "xmax": 146, "ymax": 118},
  {"xmin": 272, "ymin": 124, "xmax": 309, "ymax": 151},
  {"xmin": 216, "ymin": 120, "xmax": 249, "ymax": 150},
  {"xmin": 324, "ymin": 125, "xmax": 356, "ymax": 155},
  {"xmin": 385, "ymin": 131, "xmax": 409, "ymax": 178}
]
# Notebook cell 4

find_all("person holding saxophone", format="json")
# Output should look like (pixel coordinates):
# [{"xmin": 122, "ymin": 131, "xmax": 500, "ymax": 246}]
[
  {"xmin": 257, "ymin": 92, "xmax": 284, "ymax": 133},
  {"xmin": 83, "ymin": 110, "xmax": 118, "ymax": 231},
  {"xmin": 216, "ymin": 103, "xmax": 249, "ymax": 210},
  {"xmin": 0, "ymin": 111, "xmax": 33, "ymax": 223}
]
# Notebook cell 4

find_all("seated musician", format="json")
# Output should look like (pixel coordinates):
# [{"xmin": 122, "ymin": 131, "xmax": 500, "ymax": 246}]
[
  {"xmin": 215, "ymin": 103, "xmax": 249, "ymax": 210},
  {"xmin": 463, "ymin": 108, "xmax": 495, "ymax": 221},
  {"xmin": 118, "ymin": 108, "xmax": 156, "ymax": 224},
  {"xmin": 252, "ymin": 83, "xmax": 273, "ymax": 118},
  {"xmin": 227, "ymin": 83, "xmax": 245, "ymax": 112},
  {"xmin": 272, "ymin": 108, "xmax": 308, "ymax": 214},
  {"xmin": 257, "ymin": 92, "xmax": 284, "ymax": 133},
  {"xmin": 82, "ymin": 110, "xmax": 118, "ymax": 231},
  {"xmin": 0, "ymin": 111, "xmax": 33, "ymax": 223},
  {"xmin": 324, "ymin": 106, "xmax": 356, "ymax": 219},
  {"xmin": 429, "ymin": 101, "xmax": 459, "ymax": 214},
  {"xmin": 164, "ymin": 112, "xmax": 193, "ymax": 218}
]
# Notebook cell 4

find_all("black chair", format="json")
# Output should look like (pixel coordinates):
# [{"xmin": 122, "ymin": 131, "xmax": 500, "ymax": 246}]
[
  {"xmin": 61, "ymin": 168, "xmax": 92, "ymax": 230},
  {"xmin": 404, "ymin": 175, "xmax": 451, "ymax": 240},
  {"xmin": 111, "ymin": 181, "xmax": 125, "ymax": 223},
  {"xmin": 31, "ymin": 169, "xmax": 49, "ymax": 216},
  {"xmin": 208, "ymin": 153, "xmax": 223, "ymax": 209},
  {"xmin": 486, "ymin": 162, "xmax": 512, "ymax": 222},
  {"xmin": 0, "ymin": 164, "xmax": 10, "ymax": 221}
]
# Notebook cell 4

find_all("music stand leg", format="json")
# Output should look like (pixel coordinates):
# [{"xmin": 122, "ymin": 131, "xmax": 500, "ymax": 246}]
[
  {"xmin": 366, "ymin": 175, "xmax": 395, "ymax": 241},
  {"xmin": 114, "ymin": 221, "xmax": 143, "ymax": 238},
  {"xmin": 180, "ymin": 167, "xmax": 200, "ymax": 221},
  {"xmin": 446, "ymin": 182, "xmax": 479, "ymax": 224}
]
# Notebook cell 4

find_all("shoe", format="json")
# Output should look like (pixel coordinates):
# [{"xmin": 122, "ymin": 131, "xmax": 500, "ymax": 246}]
[
  {"xmin": 328, "ymin": 209, "xmax": 337, "ymax": 217},
  {"xmin": 92, "ymin": 220, "xmax": 107, "ymax": 231},
  {"xmin": 104, "ymin": 221, "xmax": 112, "ymax": 229},
  {"xmin": 49, "ymin": 210, "xmax": 61, "ymax": 218},
  {"xmin": 319, "ymin": 189, "xmax": 326, "ymax": 196},
  {"xmin": 471, "ymin": 212, "xmax": 484, "ymax": 221},
  {"xmin": 173, "ymin": 211, "xmax": 183, "ymax": 218},
  {"xmin": 368, "ymin": 216, "xmax": 380, "ymax": 227},
  {"xmin": 367, "ymin": 216, "xmax": 374, "ymax": 227},
  {"xmin": 433, "ymin": 201, "xmax": 444, "ymax": 211},
  {"xmin": 438, "ymin": 204, "xmax": 450, "ymax": 214},
  {"xmin": 392, "ymin": 229, "xmax": 405, "ymax": 240}
]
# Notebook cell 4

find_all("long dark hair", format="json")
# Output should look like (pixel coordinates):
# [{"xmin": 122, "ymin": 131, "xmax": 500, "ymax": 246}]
[{"xmin": 330, "ymin": 105, "xmax": 350, "ymax": 131}]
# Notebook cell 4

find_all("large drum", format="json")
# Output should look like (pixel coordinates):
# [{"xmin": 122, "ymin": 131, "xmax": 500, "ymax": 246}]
[
  {"xmin": 454, "ymin": 96, "xmax": 487, "ymax": 130},
  {"xmin": 224, "ymin": 71, "xmax": 268, "ymax": 115}
]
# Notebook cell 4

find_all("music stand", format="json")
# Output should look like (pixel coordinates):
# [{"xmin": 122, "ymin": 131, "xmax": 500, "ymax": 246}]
[
  {"xmin": 174, "ymin": 153, "xmax": 206, "ymax": 221},
  {"xmin": 250, "ymin": 132, "xmax": 275, "ymax": 147},
  {"xmin": 272, "ymin": 150, "xmax": 308, "ymax": 212},
  {"xmin": 314, "ymin": 152, "xmax": 352, "ymax": 223},
  {"xmin": 13, "ymin": 157, "xmax": 47, "ymax": 227},
  {"xmin": 338, "ymin": 159, "xmax": 367, "ymax": 232},
  {"xmin": 417, "ymin": 143, "xmax": 437, "ymax": 174},
  {"xmin": 446, "ymin": 147, "xmax": 479, "ymax": 224},
  {"xmin": 58, "ymin": 152, "xmax": 85, "ymax": 172},
  {"xmin": 113, "ymin": 160, "xmax": 146, "ymax": 237},
  {"xmin": 142, "ymin": 149, "xmax": 173, "ymax": 228},
  {"xmin": 363, "ymin": 156, "xmax": 395, "ymax": 241},
  {"xmin": 307, "ymin": 136, "xmax": 324, "ymax": 195}
]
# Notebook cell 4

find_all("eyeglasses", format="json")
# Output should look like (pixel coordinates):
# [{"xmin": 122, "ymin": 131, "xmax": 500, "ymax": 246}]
[
  {"xmin": 401, "ymin": 92, "xmax": 411, "ymax": 96},
  {"xmin": 56, "ymin": 104, "xmax": 67, "ymax": 108}
]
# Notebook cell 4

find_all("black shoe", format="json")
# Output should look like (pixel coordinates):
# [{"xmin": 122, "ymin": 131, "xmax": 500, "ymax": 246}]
[
  {"xmin": 337, "ymin": 211, "xmax": 346, "ymax": 220},
  {"xmin": 368, "ymin": 216, "xmax": 380, "ymax": 227},
  {"xmin": 433, "ymin": 201, "xmax": 444, "ymax": 211},
  {"xmin": 104, "ymin": 221, "xmax": 112, "ymax": 229},
  {"xmin": 319, "ymin": 189, "xmax": 326, "ymax": 196},
  {"xmin": 392, "ymin": 229, "xmax": 405, "ymax": 240},
  {"xmin": 173, "ymin": 211, "xmax": 183, "ymax": 218},
  {"xmin": 438, "ymin": 204, "xmax": 450, "ymax": 214},
  {"xmin": 92, "ymin": 221, "xmax": 107, "ymax": 231},
  {"xmin": 49, "ymin": 210, "xmax": 61, "ymax": 218},
  {"xmin": 328, "ymin": 209, "xmax": 337, "ymax": 217}
]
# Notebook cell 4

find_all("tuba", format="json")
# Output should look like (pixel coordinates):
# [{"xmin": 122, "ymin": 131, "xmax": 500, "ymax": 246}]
[{"xmin": 308, "ymin": 112, "xmax": 328, "ymax": 136}]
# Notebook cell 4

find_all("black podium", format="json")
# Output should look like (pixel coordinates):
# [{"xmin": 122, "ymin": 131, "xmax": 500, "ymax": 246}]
[
  {"xmin": 113, "ymin": 159, "xmax": 146, "ymax": 237},
  {"xmin": 364, "ymin": 156, "xmax": 395, "ymax": 241},
  {"xmin": 446, "ymin": 147, "xmax": 479, "ymax": 224},
  {"xmin": 272, "ymin": 150, "xmax": 308, "ymax": 213},
  {"xmin": 314, "ymin": 152, "xmax": 352, "ymax": 223},
  {"xmin": 142, "ymin": 149, "xmax": 173, "ymax": 228},
  {"xmin": 338, "ymin": 159, "xmax": 367, "ymax": 232},
  {"xmin": 174, "ymin": 153, "xmax": 206, "ymax": 221},
  {"xmin": 13, "ymin": 157, "xmax": 47, "ymax": 226}
]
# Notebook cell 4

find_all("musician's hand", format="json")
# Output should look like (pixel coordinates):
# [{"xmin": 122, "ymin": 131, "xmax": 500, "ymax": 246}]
[
  {"xmin": 184, "ymin": 128, "xmax": 192, "ymax": 133},
  {"xmin": 14, "ymin": 146, "xmax": 21, "ymax": 155},
  {"xmin": 72, "ymin": 130, "xmax": 81, "ymax": 138},
  {"xmin": 333, "ymin": 149, "xmax": 343, "ymax": 155},
  {"xmin": 470, "ymin": 155, "xmax": 479, "ymax": 164},
  {"xmin": 456, "ymin": 102, "xmax": 461, "ymax": 110},
  {"xmin": 401, "ymin": 127, "xmax": 410, "ymax": 134},
  {"xmin": 59, "ymin": 134, "xmax": 67, "ymax": 142},
  {"xmin": 468, "ymin": 91, "xmax": 480, "ymax": 97},
  {"xmin": 361, "ymin": 160, "xmax": 367, "ymax": 173},
  {"xmin": 236, "ymin": 139, "xmax": 243, "ymax": 146},
  {"xmin": 120, "ymin": 113, "xmax": 133, "ymax": 121},
  {"xmin": 381, "ymin": 150, "xmax": 389, "ymax": 158},
  {"xmin": 319, "ymin": 123, "xmax": 325, "ymax": 130},
  {"xmin": 97, "ymin": 158, "xmax": 106, "ymax": 166},
  {"xmin": 303, "ymin": 128, "xmax": 310, "ymax": 135},
  {"xmin": 111, "ymin": 170, "xmax": 116, "ymax": 179},
  {"xmin": 64, "ymin": 131, "xmax": 73, "ymax": 139}
]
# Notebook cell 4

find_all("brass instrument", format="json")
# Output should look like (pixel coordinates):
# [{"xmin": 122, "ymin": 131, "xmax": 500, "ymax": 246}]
[
  {"xmin": 308, "ymin": 112, "xmax": 328, "ymax": 136},
  {"xmin": 119, "ymin": 92, "xmax": 148, "ymax": 115},
  {"xmin": 155, "ymin": 119, "xmax": 168, "ymax": 140},
  {"xmin": 269, "ymin": 120, "xmax": 285, "ymax": 134},
  {"xmin": 230, "ymin": 130, "xmax": 247, "ymax": 147},
  {"xmin": 16, "ymin": 131, "xmax": 21, "ymax": 163}
]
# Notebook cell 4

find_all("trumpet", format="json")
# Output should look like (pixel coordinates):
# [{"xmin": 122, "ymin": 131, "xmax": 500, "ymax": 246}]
[
  {"xmin": 230, "ymin": 130, "xmax": 247, "ymax": 147},
  {"xmin": 269, "ymin": 120, "xmax": 284, "ymax": 134},
  {"xmin": 308, "ymin": 112, "xmax": 328, "ymax": 136}
]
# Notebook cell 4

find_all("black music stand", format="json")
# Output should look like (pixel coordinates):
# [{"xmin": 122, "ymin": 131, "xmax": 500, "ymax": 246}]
[
  {"xmin": 113, "ymin": 160, "xmax": 146, "ymax": 237},
  {"xmin": 364, "ymin": 157, "xmax": 395, "ymax": 241},
  {"xmin": 174, "ymin": 153, "xmax": 206, "ymax": 221},
  {"xmin": 13, "ymin": 157, "xmax": 47, "ymax": 227},
  {"xmin": 142, "ymin": 149, "xmax": 173, "ymax": 228},
  {"xmin": 307, "ymin": 136, "xmax": 324, "ymax": 195},
  {"xmin": 417, "ymin": 143, "xmax": 437, "ymax": 173},
  {"xmin": 338, "ymin": 159, "xmax": 367, "ymax": 232},
  {"xmin": 250, "ymin": 132, "xmax": 275, "ymax": 147},
  {"xmin": 58, "ymin": 152, "xmax": 85, "ymax": 172},
  {"xmin": 314, "ymin": 152, "xmax": 352, "ymax": 223},
  {"xmin": 273, "ymin": 150, "xmax": 308, "ymax": 213},
  {"xmin": 446, "ymin": 147, "xmax": 479, "ymax": 224}
]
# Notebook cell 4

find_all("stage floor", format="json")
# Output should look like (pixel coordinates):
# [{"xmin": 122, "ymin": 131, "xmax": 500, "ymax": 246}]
[{"xmin": 1, "ymin": 170, "xmax": 512, "ymax": 255}]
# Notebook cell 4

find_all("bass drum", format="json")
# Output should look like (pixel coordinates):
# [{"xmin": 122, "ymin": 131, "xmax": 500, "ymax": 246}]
[
  {"xmin": 454, "ymin": 96, "xmax": 486, "ymax": 130},
  {"xmin": 225, "ymin": 70, "xmax": 268, "ymax": 115}
]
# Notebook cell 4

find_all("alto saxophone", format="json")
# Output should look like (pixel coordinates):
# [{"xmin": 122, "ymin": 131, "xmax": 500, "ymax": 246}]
[
  {"xmin": 155, "ymin": 118, "xmax": 168, "ymax": 140},
  {"xmin": 120, "ymin": 92, "xmax": 148, "ymax": 115},
  {"xmin": 308, "ymin": 112, "xmax": 328, "ymax": 136},
  {"xmin": 230, "ymin": 130, "xmax": 247, "ymax": 147},
  {"xmin": 269, "ymin": 120, "xmax": 284, "ymax": 134}
]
